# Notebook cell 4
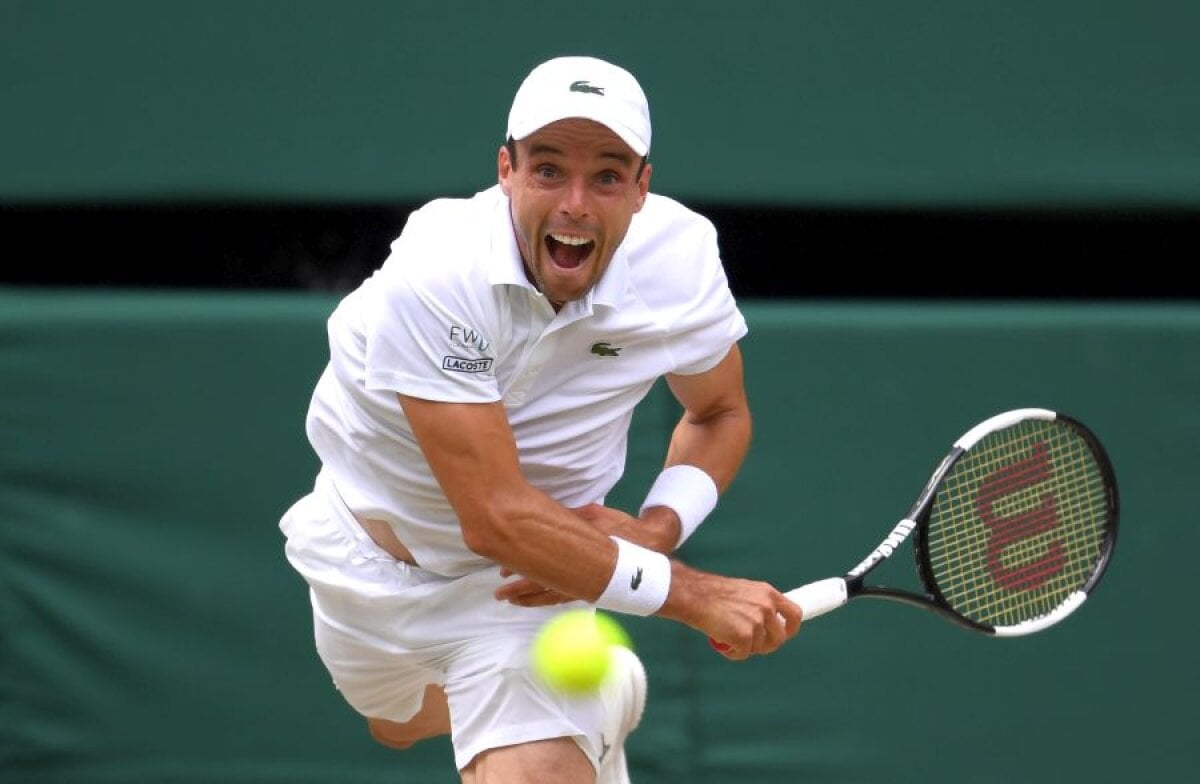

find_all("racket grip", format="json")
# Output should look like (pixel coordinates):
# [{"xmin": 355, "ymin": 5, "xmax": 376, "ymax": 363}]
[
  {"xmin": 708, "ymin": 577, "xmax": 850, "ymax": 653},
  {"xmin": 785, "ymin": 577, "xmax": 848, "ymax": 621}
]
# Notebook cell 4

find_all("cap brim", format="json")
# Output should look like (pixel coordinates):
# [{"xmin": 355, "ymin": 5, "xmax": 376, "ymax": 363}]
[{"xmin": 508, "ymin": 102, "xmax": 648, "ymax": 157}]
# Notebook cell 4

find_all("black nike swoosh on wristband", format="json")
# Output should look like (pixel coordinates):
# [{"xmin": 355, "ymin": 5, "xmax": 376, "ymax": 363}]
[{"xmin": 631, "ymin": 567, "xmax": 643, "ymax": 590}]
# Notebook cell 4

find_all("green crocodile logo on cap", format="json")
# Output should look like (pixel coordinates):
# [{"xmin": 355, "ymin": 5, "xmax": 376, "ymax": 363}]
[{"xmin": 570, "ymin": 80, "xmax": 605, "ymax": 95}]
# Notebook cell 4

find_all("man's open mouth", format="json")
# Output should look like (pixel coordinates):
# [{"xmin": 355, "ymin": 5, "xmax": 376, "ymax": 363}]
[{"xmin": 545, "ymin": 233, "xmax": 594, "ymax": 270}]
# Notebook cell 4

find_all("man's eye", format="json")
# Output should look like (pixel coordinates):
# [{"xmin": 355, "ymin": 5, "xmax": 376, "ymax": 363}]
[
  {"xmin": 598, "ymin": 172, "xmax": 619, "ymax": 185},
  {"xmin": 536, "ymin": 165, "xmax": 557, "ymax": 178}
]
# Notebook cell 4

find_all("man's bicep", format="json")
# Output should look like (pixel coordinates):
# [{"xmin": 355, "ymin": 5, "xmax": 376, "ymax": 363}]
[
  {"xmin": 665, "ymin": 343, "xmax": 747, "ymax": 420},
  {"xmin": 397, "ymin": 394, "xmax": 525, "ymax": 525}
]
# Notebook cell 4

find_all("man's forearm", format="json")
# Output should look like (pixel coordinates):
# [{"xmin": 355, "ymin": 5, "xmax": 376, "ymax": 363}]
[
  {"xmin": 662, "ymin": 403, "xmax": 752, "ymax": 491},
  {"xmin": 633, "ymin": 403, "xmax": 751, "ymax": 551}
]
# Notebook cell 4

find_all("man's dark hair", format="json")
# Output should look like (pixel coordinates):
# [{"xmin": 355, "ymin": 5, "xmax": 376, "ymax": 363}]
[{"xmin": 505, "ymin": 136, "xmax": 648, "ymax": 182}]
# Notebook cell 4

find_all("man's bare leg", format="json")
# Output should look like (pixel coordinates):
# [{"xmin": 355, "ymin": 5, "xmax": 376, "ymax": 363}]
[
  {"xmin": 367, "ymin": 684, "xmax": 451, "ymax": 750},
  {"xmin": 460, "ymin": 737, "xmax": 595, "ymax": 784},
  {"xmin": 367, "ymin": 685, "xmax": 595, "ymax": 783}
]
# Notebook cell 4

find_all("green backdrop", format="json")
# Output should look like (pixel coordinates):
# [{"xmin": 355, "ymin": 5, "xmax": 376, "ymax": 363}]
[
  {"xmin": 3, "ymin": 1, "xmax": 1199, "ymax": 207},
  {"xmin": 2, "ymin": 289, "xmax": 1195, "ymax": 782}
]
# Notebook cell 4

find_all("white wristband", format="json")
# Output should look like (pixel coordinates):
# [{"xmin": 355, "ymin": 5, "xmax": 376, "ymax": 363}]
[
  {"xmin": 639, "ymin": 464, "xmax": 719, "ymax": 549},
  {"xmin": 594, "ymin": 536, "xmax": 671, "ymax": 616}
]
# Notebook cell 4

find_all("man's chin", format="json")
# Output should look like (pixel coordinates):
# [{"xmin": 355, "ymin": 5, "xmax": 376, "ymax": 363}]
[
  {"xmin": 544, "ymin": 283, "xmax": 590, "ymax": 307},
  {"xmin": 540, "ymin": 266, "xmax": 593, "ymax": 303}
]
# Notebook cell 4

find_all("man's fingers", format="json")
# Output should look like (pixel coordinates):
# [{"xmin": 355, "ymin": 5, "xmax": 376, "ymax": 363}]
[
  {"xmin": 494, "ymin": 577, "xmax": 540, "ymax": 601},
  {"xmin": 778, "ymin": 593, "xmax": 803, "ymax": 638},
  {"xmin": 495, "ymin": 577, "xmax": 572, "ymax": 606},
  {"xmin": 708, "ymin": 587, "xmax": 803, "ymax": 658},
  {"xmin": 764, "ymin": 608, "xmax": 790, "ymax": 652},
  {"xmin": 504, "ymin": 589, "xmax": 573, "ymax": 606}
]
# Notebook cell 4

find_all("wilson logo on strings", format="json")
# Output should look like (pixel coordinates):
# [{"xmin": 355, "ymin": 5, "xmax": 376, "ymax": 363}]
[{"xmin": 977, "ymin": 441, "xmax": 1064, "ymax": 592}]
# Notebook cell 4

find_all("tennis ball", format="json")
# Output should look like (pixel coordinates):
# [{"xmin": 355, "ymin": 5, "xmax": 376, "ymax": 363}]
[{"xmin": 530, "ymin": 610, "xmax": 632, "ymax": 694}]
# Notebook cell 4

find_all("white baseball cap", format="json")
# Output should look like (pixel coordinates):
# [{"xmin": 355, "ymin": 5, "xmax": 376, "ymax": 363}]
[{"xmin": 506, "ymin": 56, "xmax": 651, "ymax": 157}]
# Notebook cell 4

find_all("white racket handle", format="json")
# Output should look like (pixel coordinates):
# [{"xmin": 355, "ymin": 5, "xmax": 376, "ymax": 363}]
[
  {"xmin": 709, "ymin": 576, "xmax": 850, "ymax": 653},
  {"xmin": 785, "ymin": 578, "xmax": 849, "ymax": 621}
]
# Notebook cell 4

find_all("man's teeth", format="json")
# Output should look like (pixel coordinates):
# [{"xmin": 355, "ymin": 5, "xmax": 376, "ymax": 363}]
[{"xmin": 550, "ymin": 233, "xmax": 590, "ymax": 246}]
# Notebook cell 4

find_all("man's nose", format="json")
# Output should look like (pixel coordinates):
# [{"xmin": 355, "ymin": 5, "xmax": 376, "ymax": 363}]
[{"xmin": 558, "ymin": 178, "xmax": 590, "ymax": 218}]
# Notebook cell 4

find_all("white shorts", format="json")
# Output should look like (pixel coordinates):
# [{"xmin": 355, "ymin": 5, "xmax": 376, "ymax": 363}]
[{"xmin": 279, "ymin": 472, "xmax": 604, "ymax": 772}]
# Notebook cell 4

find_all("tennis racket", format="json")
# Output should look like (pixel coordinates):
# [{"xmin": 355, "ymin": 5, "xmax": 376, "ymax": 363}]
[{"xmin": 713, "ymin": 408, "xmax": 1118, "ymax": 648}]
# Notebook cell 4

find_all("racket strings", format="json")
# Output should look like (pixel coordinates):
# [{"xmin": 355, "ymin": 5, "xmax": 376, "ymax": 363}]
[
  {"xmin": 936, "ymin": 430, "xmax": 1106, "ymax": 623},
  {"xmin": 939, "ymin": 460, "xmax": 1104, "ymax": 623},
  {"xmin": 925, "ymin": 419, "xmax": 1110, "ymax": 628}
]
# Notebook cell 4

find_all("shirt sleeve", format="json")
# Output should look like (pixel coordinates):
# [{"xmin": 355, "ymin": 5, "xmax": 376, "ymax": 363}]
[
  {"xmin": 362, "ymin": 228, "xmax": 501, "ymax": 404},
  {"xmin": 659, "ymin": 218, "xmax": 749, "ymax": 376}
]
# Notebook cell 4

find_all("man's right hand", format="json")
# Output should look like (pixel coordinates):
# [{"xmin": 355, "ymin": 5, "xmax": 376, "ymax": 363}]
[{"xmin": 662, "ymin": 563, "xmax": 801, "ymax": 660}]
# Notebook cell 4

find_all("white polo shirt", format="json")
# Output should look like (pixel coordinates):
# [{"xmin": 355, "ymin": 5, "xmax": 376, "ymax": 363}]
[{"xmin": 305, "ymin": 184, "xmax": 747, "ymax": 577}]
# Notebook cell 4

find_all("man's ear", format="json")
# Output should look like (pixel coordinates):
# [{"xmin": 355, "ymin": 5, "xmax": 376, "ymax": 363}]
[
  {"xmin": 498, "ymin": 144, "xmax": 513, "ymax": 196},
  {"xmin": 633, "ymin": 161, "xmax": 653, "ymax": 212}
]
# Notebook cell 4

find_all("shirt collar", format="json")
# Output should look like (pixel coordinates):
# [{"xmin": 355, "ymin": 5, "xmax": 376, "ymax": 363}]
[
  {"xmin": 487, "ymin": 186, "xmax": 632, "ymax": 311},
  {"xmin": 488, "ymin": 188, "xmax": 538, "ymax": 290}
]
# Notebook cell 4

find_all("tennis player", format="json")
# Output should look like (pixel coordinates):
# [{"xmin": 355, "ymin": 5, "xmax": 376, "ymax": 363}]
[{"xmin": 280, "ymin": 55, "xmax": 801, "ymax": 783}]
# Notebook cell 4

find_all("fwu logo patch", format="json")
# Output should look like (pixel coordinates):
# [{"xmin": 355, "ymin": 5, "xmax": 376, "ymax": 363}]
[
  {"xmin": 450, "ymin": 325, "xmax": 490, "ymax": 352},
  {"xmin": 443, "ymin": 356, "xmax": 493, "ymax": 374}
]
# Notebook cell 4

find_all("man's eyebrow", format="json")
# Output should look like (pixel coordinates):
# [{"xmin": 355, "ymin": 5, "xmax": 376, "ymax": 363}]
[
  {"xmin": 527, "ymin": 143, "xmax": 565, "ymax": 158},
  {"xmin": 598, "ymin": 150, "xmax": 636, "ymax": 167},
  {"xmin": 526, "ymin": 143, "xmax": 636, "ymax": 168}
]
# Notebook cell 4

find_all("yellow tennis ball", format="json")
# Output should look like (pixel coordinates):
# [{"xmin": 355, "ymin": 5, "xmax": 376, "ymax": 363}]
[{"xmin": 531, "ymin": 610, "xmax": 632, "ymax": 694}]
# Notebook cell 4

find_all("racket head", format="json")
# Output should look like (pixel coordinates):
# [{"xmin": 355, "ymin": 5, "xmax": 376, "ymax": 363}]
[{"xmin": 913, "ymin": 409, "xmax": 1118, "ymax": 636}]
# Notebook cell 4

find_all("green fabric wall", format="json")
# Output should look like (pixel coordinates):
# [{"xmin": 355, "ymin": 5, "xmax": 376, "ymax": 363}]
[
  {"xmin": 2, "ymin": 290, "xmax": 1197, "ymax": 782},
  {"xmin": 3, "ymin": 1, "xmax": 1199, "ymax": 207}
]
